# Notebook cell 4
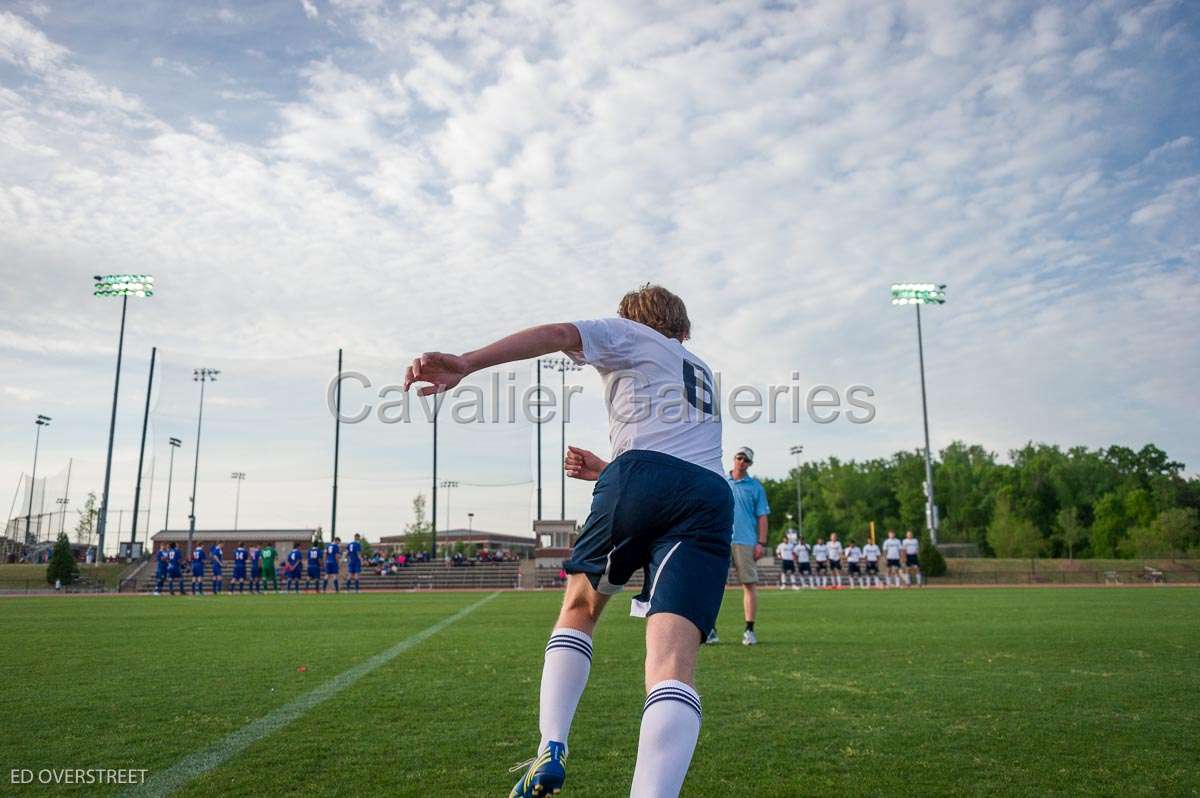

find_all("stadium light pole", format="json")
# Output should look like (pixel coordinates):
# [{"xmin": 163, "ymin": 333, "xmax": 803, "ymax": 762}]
[
  {"xmin": 93, "ymin": 273, "xmax": 154, "ymax": 561},
  {"xmin": 440, "ymin": 480, "xmax": 458, "ymax": 530},
  {"xmin": 163, "ymin": 437, "xmax": 181, "ymax": 531},
  {"xmin": 891, "ymin": 282, "xmax": 946, "ymax": 545},
  {"xmin": 187, "ymin": 368, "xmax": 220, "ymax": 557},
  {"xmin": 789, "ymin": 445, "xmax": 804, "ymax": 537},
  {"xmin": 543, "ymin": 358, "xmax": 582, "ymax": 520},
  {"xmin": 56, "ymin": 458, "xmax": 73, "ymax": 538},
  {"xmin": 26, "ymin": 415, "xmax": 51, "ymax": 544},
  {"xmin": 231, "ymin": 472, "xmax": 246, "ymax": 531},
  {"xmin": 535, "ymin": 359, "xmax": 543, "ymax": 520},
  {"xmin": 468, "ymin": 511, "xmax": 474, "ymax": 534},
  {"xmin": 129, "ymin": 347, "xmax": 157, "ymax": 556}
]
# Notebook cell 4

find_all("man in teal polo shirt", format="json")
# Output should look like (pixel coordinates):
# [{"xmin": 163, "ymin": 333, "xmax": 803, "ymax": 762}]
[{"xmin": 726, "ymin": 446, "xmax": 770, "ymax": 646}]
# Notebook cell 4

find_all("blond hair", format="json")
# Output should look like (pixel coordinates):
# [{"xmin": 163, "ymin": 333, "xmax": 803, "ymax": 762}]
[{"xmin": 617, "ymin": 284, "xmax": 691, "ymax": 341}]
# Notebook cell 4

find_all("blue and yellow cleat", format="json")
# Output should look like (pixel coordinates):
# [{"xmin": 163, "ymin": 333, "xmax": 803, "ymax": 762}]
[{"xmin": 508, "ymin": 741, "xmax": 567, "ymax": 797}]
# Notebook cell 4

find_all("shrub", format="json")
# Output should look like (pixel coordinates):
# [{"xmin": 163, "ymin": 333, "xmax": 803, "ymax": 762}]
[{"xmin": 46, "ymin": 532, "xmax": 79, "ymax": 586}]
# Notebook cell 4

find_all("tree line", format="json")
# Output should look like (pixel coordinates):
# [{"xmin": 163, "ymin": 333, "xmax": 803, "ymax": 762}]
[{"xmin": 758, "ymin": 442, "xmax": 1200, "ymax": 559}]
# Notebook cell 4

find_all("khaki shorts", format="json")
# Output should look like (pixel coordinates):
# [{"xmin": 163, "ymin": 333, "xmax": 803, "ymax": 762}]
[{"xmin": 731, "ymin": 543, "xmax": 758, "ymax": 585}]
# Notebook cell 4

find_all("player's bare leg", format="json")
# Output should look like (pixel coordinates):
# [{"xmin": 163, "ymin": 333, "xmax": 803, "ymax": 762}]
[{"xmin": 632, "ymin": 612, "xmax": 704, "ymax": 797}]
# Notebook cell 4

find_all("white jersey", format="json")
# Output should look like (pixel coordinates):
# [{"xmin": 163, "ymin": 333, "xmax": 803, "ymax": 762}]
[
  {"xmin": 863, "ymin": 543, "xmax": 881, "ymax": 562},
  {"xmin": 775, "ymin": 541, "xmax": 795, "ymax": 562},
  {"xmin": 569, "ymin": 318, "xmax": 722, "ymax": 475},
  {"xmin": 813, "ymin": 543, "xmax": 828, "ymax": 562},
  {"xmin": 846, "ymin": 546, "xmax": 862, "ymax": 563},
  {"xmin": 827, "ymin": 540, "xmax": 843, "ymax": 562},
  {"xmin": 903, "ymin": 537, "xmax": 920, "ymax": 556},
  {"xmin": 883, "ymin": 538, "xmax": 902, "ymax": 560},
  {"xmin": 794, "ymin": 543, "xmax": 811, "ymax": 563}
]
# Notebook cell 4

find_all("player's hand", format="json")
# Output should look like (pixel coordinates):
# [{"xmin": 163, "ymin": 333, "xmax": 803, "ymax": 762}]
[
  {"xmin": 754, "ymin": 543, "xmax": 764, "ymax": 561},
  {"xmin": 565, "ymin": 446, "xmax": 607, "ymax": 481},
  {"xmin": 403, "ymin": 352, "xmax": 471, "ymax": 396}
]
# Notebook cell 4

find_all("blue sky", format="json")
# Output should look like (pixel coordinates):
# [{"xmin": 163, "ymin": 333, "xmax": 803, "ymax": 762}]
[{"xmin": 1, "ymin": 0, "xmax": 1198, "ymax": 548}]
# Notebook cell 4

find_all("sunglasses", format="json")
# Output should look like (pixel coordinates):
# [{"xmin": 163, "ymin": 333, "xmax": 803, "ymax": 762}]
[{"xmin": 734, "ymin": 454, "xmax": 749, "ymax": 462}]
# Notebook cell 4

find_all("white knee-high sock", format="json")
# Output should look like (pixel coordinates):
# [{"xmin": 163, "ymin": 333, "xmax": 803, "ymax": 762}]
[
  {"xmin": 538, "ymin": 627, "xmax": 592, "ymax": 753},
  {"xmin": 630, "ymin": 680, "xmax": 701, "ymax": 798}
]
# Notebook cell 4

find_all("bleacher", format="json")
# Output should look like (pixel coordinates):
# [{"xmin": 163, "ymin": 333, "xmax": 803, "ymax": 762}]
[{"xmin": 130, "ymin": 560, "xmax": 522, "ymax": 592}]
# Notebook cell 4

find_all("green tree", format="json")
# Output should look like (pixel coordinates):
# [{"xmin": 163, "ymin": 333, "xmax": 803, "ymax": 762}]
[
  {"xmin": 46, "ymin": 532, "xmax": 79, "ymax": 586},
  {"xmin": 986, "ymin": 495, "xmax": 1045, "ymax": 558},
  {"xmin": 1090, "ymin": 493, "xmax": 1126, "ymax": 558},
  {"xmin": 1051, "ymin": 507, "xmax": 1088, "ymax": 559},
  {"xmin": 74, "ymin": 492, "xmax": 97, "ymax": 546},
  {"xmin": 1126, "ymin": 508, "xmax": 1200, "ymax": 558},
  {"xmin": 404, "ymin": 493, "xmax": 432, "ymax": 554}
]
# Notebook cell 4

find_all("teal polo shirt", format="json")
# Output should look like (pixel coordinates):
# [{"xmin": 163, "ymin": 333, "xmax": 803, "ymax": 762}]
[{"xmin": 727, "ymin": 473, "xmax": 770, "ymax": 546}]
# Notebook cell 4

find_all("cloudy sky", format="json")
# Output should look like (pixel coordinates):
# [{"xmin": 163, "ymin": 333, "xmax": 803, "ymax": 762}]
[{"xmin": 1, "ymin": 0, "xmax": 1197, "ymax": 548}]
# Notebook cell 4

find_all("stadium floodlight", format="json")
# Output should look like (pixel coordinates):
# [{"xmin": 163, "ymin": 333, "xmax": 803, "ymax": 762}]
[
  {"xmin": 440, "ymin": 480, "xmax": 459, "ymax": 530},
  {"xmin": 231, "ymin": 472, "xmax": 247, "ymax": 532},
  {"xmin": 789, "ymin": 445, "xmax": 804, "ymax": 538},
  {"xmin": 543, "ymin": 358, "xmax": 583, "ymax": 520},
  {"xmin": 187, "ymin": 368, "xmax": 220, "ymax": 556},
  {"xmin": 164, "ymin": 437, "xmax": 182, "ymax": 532},
  {"xmin": 26, "ymin": 415, "xmax": 51, "ymax": 544},
  {"xmin": 93, "ymin": 273, "xmax": 154, "ymax": 561},
  {"xmin": 890, "ymin": 282, "xmax": 946, "ymax": 544},
  {"xmin": 468, "ymin": 511, "xmax": 475, "ymax": 534}
]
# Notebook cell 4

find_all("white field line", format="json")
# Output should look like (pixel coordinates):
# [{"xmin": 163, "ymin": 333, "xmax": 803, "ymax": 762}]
[{"xmin": 125, "ymin": 592, "xmax": 499, "ymax": 798}]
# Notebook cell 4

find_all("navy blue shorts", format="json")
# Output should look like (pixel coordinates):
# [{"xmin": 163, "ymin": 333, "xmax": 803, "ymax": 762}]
[
  {"xmin": 848, "ymin": 563, "xmax": 861, "ymax": 575},
  {"xmin": 325, "ymin": 561, "xmax": 339, "ymax": 575},
  {"xmin": 348, "ymin": 559, "xmax": 361, "ymax": 574},
  {"xmin": 233, "ymin": 566, "xmax": 246, "ymax": 580},
  {"xmin": 308, "ymin": 566, "xmax": 320, "ymax": 579},
  {"xmin": 781, "ymin": 560, "xmax": 795, "ymax": 573},
  {"xmin": 251, "ymin": 566, "xmax": 262, "ymax": 579},
  {"xmin": 167, "ymin": 566, "xmax": 181, "ymax": 579},
  {"xmin": 799, "ymin": 561, "xmax": 811, "ymax": 573},
  {"xmin": 191, "ymin": 564, "xmax": 204, "ymax": 578},
  {"xmin": 211, "ymin": 562, "xmax": 223, "ymax": 577},
  {"xmin": 907, "ymin": 554, "xmax": 920, "ymax": 568},
  {"xmin": 287, "ymin": 568, "xmax": 301, "ymax": 580},
  {"xmin": 563, "ymin": 450, "xmax": 732, "ymax": 638},
  {"xmin": 866, "ymin": 561, "xmax": 879, "ymax": 574}
]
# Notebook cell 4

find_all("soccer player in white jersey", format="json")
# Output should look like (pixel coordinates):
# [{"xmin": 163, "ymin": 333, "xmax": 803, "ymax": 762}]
[
  {"xmin": 775, "ymin": 536, "xmax": 797, "ymax": 590},
  {"xmin": 794, "ymin": 536, "xmax": 813, "ymax": 587},
  {"xmin": 812, "ymin": 538, "xmax": 829, "ymax": 587},
  {"xmin": 903, "ymin": 530, "xmax": 923, "ymax": 586},
  {"xmin": 405, "ymin": 285, "xmax": 730, "ymax": 798},
  {"xmin": 882, "ymin": 530, "xmax": 903, "ymax": 587},
  {"xmin": 845, "ymin": 541, "xmax": 862, "ymax": 587},
  {"xmin": 862, "ymin": 539, "xmax": 881, "ymax": 587},
  {"xmin": 826, "ymin": 533, "xmax": 843, "ymax": 587}
]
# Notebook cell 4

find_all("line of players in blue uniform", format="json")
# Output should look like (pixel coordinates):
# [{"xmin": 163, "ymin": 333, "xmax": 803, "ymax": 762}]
[{"xmin": 153, "ymin": 534, "xmax": 365, "ymax": 595}]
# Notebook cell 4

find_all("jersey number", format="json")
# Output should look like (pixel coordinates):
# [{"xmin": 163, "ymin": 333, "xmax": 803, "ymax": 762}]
[{"xmin": 682, "ymin": 360, "xmax": 714, "ymax": 416}]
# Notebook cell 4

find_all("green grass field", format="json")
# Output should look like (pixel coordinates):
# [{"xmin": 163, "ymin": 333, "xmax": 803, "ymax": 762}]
[
  {"xmin": 3, "ymin": 587, "xmax": 1198, "ymax": 797},
  {"xmin": 0, "ymin": 563, "xmax": 128, "ymax": 590}
]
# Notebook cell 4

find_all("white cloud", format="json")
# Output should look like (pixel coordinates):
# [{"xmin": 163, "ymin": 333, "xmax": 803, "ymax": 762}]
[
  {"xmin": 1, "ymin": 1, "xmax": 1198, "ymax": 539},
  {"xmin": 299, "ymin": 0, "xmax": 319, "ymax": 21}
]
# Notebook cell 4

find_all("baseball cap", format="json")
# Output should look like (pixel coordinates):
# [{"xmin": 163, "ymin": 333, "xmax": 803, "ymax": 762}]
[{"xmin": 735, "ymin": 446, "xmax": 754, "ymax": 464}]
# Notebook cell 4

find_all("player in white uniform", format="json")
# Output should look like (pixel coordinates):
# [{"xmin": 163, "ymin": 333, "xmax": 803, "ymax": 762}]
[
  {"xmin": 406, "ymin": 285, "xmax": 729, "ymax": 797},
  {"xmin": 812, "ymin": 538, "xmax": 829, "ymax": 587},
  {"xmin": 794, "ymin": 537, "xmax": 813, "ymax": 588},
  {"xmin": 882, "ymin": 530, "xmax": 903, "ymax": 587},
  {"xmin": 903, "ymin": 530, "xmax": 923, "ymax": 586},
  {"xmin": 862, "ymin": 540, "xmax": 882, "ymax": 587},
  {"xmin": 845, "ymin": 542, "xmax": 862, "ymax": 588},
  {"xmin": 775, "ymin": 537, "xmax": 798, "ymax": 590},
  {"xmin": 826, "ymin": 533, "xmax": 843, "ymax": 587}
]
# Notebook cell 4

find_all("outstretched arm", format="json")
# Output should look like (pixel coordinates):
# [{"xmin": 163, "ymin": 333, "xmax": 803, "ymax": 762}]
[{"xmin": 403, "ymin": 323, "xmax": 582, "ymax": 395}]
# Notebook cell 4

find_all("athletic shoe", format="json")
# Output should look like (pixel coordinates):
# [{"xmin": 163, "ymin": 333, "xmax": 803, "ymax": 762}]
[
  {"xmin": 509, "ymin": 741, "xmax": 567, "ymax": 797},
  {"xmin": 742, "ymin": 630, "xmax": 757, "ymax": 646},
  {"xmin": 705, "ymin": 629, "xmax": 720, "ymax": 645}
]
